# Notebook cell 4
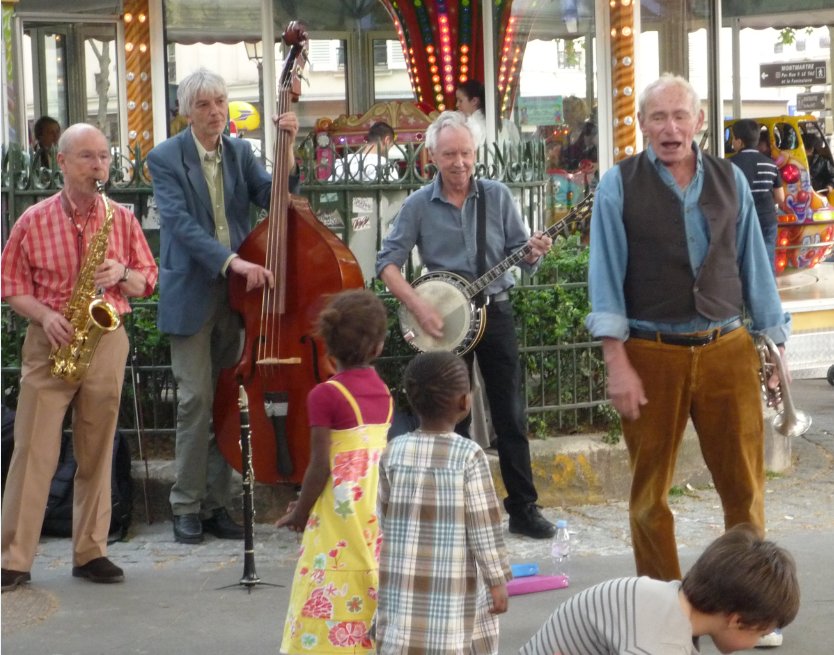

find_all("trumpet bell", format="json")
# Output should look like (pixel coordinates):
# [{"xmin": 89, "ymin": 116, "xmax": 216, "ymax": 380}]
[
  {"xmin": 756, "ymin": 334, "xmax": 812, "ymax": 439},
  {"xmin": 773, "ymin": 408, "xmax": 812, "ymax": 439}
]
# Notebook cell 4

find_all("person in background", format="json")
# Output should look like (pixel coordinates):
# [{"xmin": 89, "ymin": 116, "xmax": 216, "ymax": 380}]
[
  {"xmin": 803, "ymin": 132, "xmax": 834, "ymax": 193},
  {"xmin": 1, "ymin": 123, "xmax": 157, "ymax": 592},
  {"xmin": 730, "ymin": 119, "xmax": 786, "ymax": 272},
  {"xmin": 169, "ymin": 100, "xmax": 189, "ymax": 136},
  {"xmin": 331, "ymin": 121, "xmax": 398, "ymax": 182},
  {"xmin": 455, "ymin": 80, "xmax": 520, "ymax": 152},
  {"xmin": 147, "ymin": 67, "xmax": 299, "ymax": 545},
  {"xmin": 520, "ymin": 524, "xmax": 800, "ymax": 655},
  {"xmin": 376, "ymin": 351, "xmax": 511, "ymax": 655},
  {"xmin": 585, "ymin": 74, "xmax": 791, "ymax": 647},
  {"xmin": 32, "ymin": 115, "xmax": 61, "ymax": 168},
  {"xmin": 276, "ymin": 289, "xmax": 391, "ymax": 654},
  {"xmin": 376, "ymin": 110, "xmax": 555, "ymax": 540},
  {"xmin": 559, "ymin": 96, "xmax": 589, "ymax": 170}
]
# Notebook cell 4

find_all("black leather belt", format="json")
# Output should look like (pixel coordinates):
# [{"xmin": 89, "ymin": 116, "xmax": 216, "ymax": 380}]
[
  {"xmin": 488, "ymin": 290, "xmax": 510, "ymax": 304},
  {"xmin": 629, "ymin": 318, "xmax": 744, "ymax": 347}
]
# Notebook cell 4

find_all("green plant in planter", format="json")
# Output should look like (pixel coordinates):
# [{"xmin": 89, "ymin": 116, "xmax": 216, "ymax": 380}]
[
  {"xmin": 512, "ymin": 232, "xmax": 616, "ymax": 441},
  {"xmin": 119, "ymin": 290, "xmax": 176, "ymax": 437},
  {"xmin": 1, "ymin": 308, "xmax": 25, "ymax": 407},
  {"xmin": 370, "ymin": 279, "xmax": 416, "ymax": 416}
]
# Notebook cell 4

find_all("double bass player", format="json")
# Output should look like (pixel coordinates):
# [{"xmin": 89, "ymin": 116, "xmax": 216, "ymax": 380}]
[{"xmin": 147, "ymin": 68, "xmax": 299, "ymax": 544}]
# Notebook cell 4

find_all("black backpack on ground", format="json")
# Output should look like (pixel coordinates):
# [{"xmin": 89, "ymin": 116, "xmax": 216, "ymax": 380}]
[{"xmin": 1, "ymin": 408, "xmax": 133, "ymax": 542}]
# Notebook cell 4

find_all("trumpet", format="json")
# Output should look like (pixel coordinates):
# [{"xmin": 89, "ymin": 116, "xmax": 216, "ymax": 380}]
[{"xmin": 755, "ymin": 335, "xmax": 812, "ymax": 438}]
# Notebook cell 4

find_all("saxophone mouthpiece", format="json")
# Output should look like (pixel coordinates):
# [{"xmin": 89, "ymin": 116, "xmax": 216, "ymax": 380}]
[{"xmin": 95, "ymin": 180, "xmax": 106, "ymax": 193}]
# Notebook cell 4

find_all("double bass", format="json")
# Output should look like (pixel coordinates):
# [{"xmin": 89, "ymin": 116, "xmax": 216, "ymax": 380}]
[{"xmin": 213, "ymin": 23, "xmax": 364, "ymax": 484}]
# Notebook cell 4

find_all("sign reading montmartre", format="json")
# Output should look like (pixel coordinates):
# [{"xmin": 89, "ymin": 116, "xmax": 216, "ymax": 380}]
[{"xmin": 759, "ymin": 61, "xmax": 827, "ymax": 88}]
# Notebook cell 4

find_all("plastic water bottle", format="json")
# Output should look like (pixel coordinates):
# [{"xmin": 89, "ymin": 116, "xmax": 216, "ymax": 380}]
[{"xmin": 550, "ymin": 519, "xmax": 571, "ymax": 579}]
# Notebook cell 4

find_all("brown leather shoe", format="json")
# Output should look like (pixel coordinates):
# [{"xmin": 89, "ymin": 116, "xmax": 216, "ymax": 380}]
[
  {"xmin": 1, "ymin": 568, "xmax": 31, "ymax": 592},
  {"xmin": 72, "ymin": 557, "xmax": 124, "ymax": 584}
]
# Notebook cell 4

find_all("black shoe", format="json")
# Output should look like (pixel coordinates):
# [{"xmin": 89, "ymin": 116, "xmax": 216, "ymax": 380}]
[
  {"xmin": 202, "ymin": 508, "xmax": 244, "ymax": 540},
  {"xmin": 72, "ymin": 557, "xmax": 124, "ymax": 584},
  {"xmin": 508, "ymin": 505, "xmax": 556, "ymax": 539},
  {"xmin": 1, "ymin": 568, "xmax": 31, "ymax": 592},
  {"xmin": 173, "ymin": 513, "xmax": 204, "ymax": 544}
]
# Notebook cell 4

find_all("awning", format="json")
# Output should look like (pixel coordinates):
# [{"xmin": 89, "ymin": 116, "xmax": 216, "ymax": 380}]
[
  {"xmin": 163, "ymin": 0, "xmax": 393, "ymax": 45},
  {"xmin": 724, "ymin": 0, "xmax": 834, "ymax": 30}
]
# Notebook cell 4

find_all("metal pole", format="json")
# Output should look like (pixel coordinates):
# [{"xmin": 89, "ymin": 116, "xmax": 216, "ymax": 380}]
[
  {"xmin": 257, "ymin": 60, "xmax": 265, "ymax": 163},
  {"xmin": 482, "ymin": 0, "xmax": 497, "ymax": 147}
]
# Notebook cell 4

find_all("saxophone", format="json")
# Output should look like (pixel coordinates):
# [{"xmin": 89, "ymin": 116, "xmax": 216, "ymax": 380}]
[{"xmin": 50, "ymin": 181, "xmax": 122, "ymax": 383}]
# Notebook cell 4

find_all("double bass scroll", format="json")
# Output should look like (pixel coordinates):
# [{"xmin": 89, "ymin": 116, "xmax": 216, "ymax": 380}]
[{"xmin": 213, "ymin": 22, "xmax": 364, "ymax": 485}]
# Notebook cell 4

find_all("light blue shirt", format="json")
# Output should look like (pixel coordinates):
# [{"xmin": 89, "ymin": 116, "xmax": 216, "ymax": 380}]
[
  {"xmin": 376, "ymin": 175, "xmax": 537, "ymax": 295},
  {"xmin": 585, "ymin": 144, "xmax": 790, "ymax": 344}
]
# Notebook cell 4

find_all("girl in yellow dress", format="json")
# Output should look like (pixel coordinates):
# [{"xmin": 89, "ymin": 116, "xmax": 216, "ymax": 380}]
[{"xmin": 277, "ymin": 289, "xmax": 391, "ymax": 654}]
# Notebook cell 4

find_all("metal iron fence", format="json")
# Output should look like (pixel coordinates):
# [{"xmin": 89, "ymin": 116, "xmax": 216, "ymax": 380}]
[{"xmin": 1, "ymin": 139, "xmax": 609, "ymax": 449}]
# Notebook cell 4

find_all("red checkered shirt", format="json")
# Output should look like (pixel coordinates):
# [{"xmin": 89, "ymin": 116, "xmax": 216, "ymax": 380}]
[{"xmin": 1, "ymin": 192, "xmax": 158, "ymax": 314}]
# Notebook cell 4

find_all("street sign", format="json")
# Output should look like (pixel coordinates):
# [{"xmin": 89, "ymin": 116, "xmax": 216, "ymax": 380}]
[
  {"xmin": 759, "ymin": 61, "xmax": 827, "ymax": 87},
  {"xmin": 797, "ymin": 92, "xmax": 826, "ymax": 112}
]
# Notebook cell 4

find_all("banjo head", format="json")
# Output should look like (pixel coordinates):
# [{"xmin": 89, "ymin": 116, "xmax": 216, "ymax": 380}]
[{"xmin": 397, "ymin": 272, "xmax": 484, "ymax": 355}]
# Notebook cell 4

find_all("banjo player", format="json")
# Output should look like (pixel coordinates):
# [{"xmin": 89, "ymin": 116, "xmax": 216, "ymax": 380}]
[{"xmin": 376, "ymin": 110, "xmax": 555, "ymax": 540}]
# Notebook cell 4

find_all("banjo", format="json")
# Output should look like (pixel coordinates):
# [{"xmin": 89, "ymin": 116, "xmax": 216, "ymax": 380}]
[{"xmin": 398, "ymin": 193, "xmax": 594, "ymax": 355}]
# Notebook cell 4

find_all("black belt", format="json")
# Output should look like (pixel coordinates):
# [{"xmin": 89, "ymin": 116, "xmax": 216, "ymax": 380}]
[{"xmin": 629, "ymin": 318, "xmax": 744, "ymax": 347}]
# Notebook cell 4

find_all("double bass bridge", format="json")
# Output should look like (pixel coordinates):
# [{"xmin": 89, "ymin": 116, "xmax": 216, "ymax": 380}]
[{"xmin": 256, "ymin": 357, "xmax": 302, "ymax": 365}]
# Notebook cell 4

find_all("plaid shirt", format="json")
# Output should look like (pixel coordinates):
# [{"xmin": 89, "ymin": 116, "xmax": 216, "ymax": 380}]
[
  {"xmin": 377, "ymin": 431, "xmax": 511, "ymax": 655},
  {"xmin": 2, "ymin": 192, "xmax": 157, "ymax": 314}
]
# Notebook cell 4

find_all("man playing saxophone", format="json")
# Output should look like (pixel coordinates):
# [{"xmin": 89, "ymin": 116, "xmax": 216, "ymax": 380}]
[{"xmin": 1, "ymin": 123, "xmax": 158, "ymax": 592}]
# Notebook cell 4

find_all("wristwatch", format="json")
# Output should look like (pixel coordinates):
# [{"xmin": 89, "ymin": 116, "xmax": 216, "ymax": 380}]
[{"xmin": 120, "ymin": 266, "xmax": 131, "ymax": 283}]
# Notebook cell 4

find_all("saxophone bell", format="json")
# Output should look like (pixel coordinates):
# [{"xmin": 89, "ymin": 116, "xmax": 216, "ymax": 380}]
[{"xmin": 755, "ymin": 335, "xmax": 812, "ymax": 438}]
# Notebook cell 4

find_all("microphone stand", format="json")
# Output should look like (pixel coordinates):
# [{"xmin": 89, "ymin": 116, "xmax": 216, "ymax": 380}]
[{"xmin": 218, "ymin": 382, "xmax": 282, "ymax": 593}]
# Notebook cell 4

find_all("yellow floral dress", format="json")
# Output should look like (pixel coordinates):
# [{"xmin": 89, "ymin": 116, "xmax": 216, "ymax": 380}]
[{"xmin": 281, "ymin": 379, "xmax": 392, "ymax": 654}]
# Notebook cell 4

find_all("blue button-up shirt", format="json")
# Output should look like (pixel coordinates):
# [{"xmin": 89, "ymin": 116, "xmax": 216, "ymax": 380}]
[
  {"xmin": 376, "ymin": 175, "xmax": 538, "ymax": 295},
  {"xmin": 585, "ymin": 144, "xmax": 790, "ymax": 344}
]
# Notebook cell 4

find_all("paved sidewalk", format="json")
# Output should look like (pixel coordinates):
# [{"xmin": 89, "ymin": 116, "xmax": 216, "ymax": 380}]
[{"xmin": 2, "ymin": 378, "xmax": 832, "ymax": 653}]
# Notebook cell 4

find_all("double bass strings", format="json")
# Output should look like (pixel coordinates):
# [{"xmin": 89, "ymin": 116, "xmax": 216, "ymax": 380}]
[{"xmin": 257, "ymin": 60, "xmax": 293, "ymax": 366}]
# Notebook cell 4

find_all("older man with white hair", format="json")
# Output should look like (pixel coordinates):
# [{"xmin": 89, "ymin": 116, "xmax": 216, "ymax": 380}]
[{"xmin": 376, "ymin": 110, "xmax": 555, "ymax": 539}]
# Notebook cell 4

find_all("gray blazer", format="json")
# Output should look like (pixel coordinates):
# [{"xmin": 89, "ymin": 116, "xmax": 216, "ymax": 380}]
[{"xmin": 147, "ymin": 128, "xmax": 272, "ymax": 336}]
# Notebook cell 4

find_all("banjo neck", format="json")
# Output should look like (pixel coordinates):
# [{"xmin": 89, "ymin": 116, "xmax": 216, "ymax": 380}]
[{"xmin": 467, "ymin": 192, "xmax": 594, "ymax": 299}]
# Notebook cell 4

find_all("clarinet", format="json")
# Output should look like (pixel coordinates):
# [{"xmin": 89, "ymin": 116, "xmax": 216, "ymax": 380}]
[{"xmin": 238, "ymin": 384, "xmax": 261, "ymax": 589}]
